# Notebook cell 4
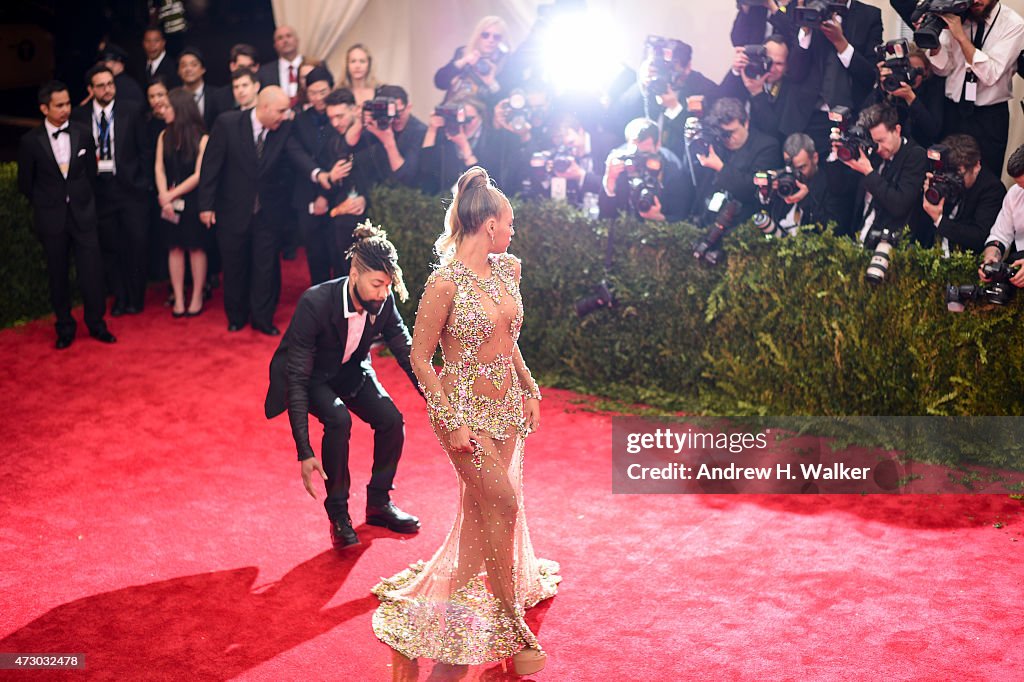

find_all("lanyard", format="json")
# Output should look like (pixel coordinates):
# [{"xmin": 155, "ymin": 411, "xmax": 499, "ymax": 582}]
[{"xmin": 972, "ymin": 5, "xmax": 1001, "ymax": 51}]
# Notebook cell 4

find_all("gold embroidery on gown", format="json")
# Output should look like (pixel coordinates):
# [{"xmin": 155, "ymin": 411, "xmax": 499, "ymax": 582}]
[{"xmin": 371, "ymin": 252, "xmax": 560, "ymax": 665}]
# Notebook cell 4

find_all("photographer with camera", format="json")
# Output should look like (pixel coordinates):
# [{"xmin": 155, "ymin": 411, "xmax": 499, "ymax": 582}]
[
  {"xmin": 977, "ymin": 143, "xmax": 1024, "ymax": 287},
  {"xmin": 435, "ymin": 16, "xmax": 511, "ymax": 105},
  {"xmin": 693, "ymin": 97, "xmax": 783, "ymax": 225},
  {"xmin": 419, "ymin": 95, "xmax": 527, "ymax": 195},
  {"xmin": 838, "ymin": 103, "xmax": 927, "ymax": 248},
  {"xmin": 915, "ymin": 134, "xmax": 1004, "ymax": 252},
  {"xmin": 918, "ymin": 0, "xmax": 1024, "ymax": 174},
  {"xmin": 354, "ymin": 85, "xmax": 426, "ymax": 190},
  {"xmin": 523, "ymin": 110, "xmax": 611, "ymax": 207},
  {"xmin": 755, "ymin": 133, "xmax": 848, "ymax": 236},
  {"xmin": 787, "ymin": 0, "xmax": 883, "ymax": 153},
  {"xmin": 602, "ymin": 117, "xmax": 691, "ymax": 222},
  {"xmin": 732, "ymin": 1, "xmax": 798, "ymax": 47},
  {"xmin": 863, "ymin": 41, "xmax": 946, "ymax": 148},
  {"xmin": 718, "ymin": 35, "xmax": 819, "ymax": 146}
]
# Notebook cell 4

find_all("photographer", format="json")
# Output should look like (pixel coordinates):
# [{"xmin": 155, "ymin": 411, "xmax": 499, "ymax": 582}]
[
  {"xmin": 862, "ymin": 43, "xmax": 945, "ymax": 148},
  {"xmin": 788, "ymin": 0, "xmax": 883, "ymax": 152},
  {"xmin": 923, "ymin": 0, "xmax": 1024, "ymax": 174},
  {"xmin": 731, "ymin": 0, "xmax": 798, "ymax": 47},
  {"xmin": 524, "ymin": 110, "xmax": 610, "ymax": 207},
  {"xmin": 419, "ymin": 95, "xmax": 527, "ymax": 195},
  {"xmin": 916, "ymin": 134, "xmax": 1004, "ymax": 252},
  {"xmin": 434, "ymin": 16, "xmax": 510, "ymax": 105},
  {"xmin": 602, "ymin": 118, "xmax": 691, "ymax": 222},
  {"xmin": 761, "ymin": 133, "xmax": 848, "ymax": 234},
  {"xmin": 694, "ymin": 97, "xmax": 783, "ymax": 224},
  {"xmin": 356, "ymin": 85, "xmax": 426, "ymax": 189},
  {"xmin": 978, "ymin": 143, "xmax": 1024, "ymax": 286},
  {"xmin": 839, "ymin": 103, "xmax": 927, "ymax": 244},
  {"xmin": 718, "ymin": 34, "xmax": 819, "ymax": 146}
]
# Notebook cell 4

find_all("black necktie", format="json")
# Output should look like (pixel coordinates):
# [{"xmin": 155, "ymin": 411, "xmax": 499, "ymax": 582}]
[
  {"xmin": 255, "ymin": 129, "xmax": 266, "ymax": 159},
  {"xmin": 147, "ymin": 63, "xmax": 154, "ymax": 78},
  {"xmin": 99, "ymin": 111, "xmax": 111, "ymax": 160},
  {"xmin": 52, "ymin": 126, "xmax": 69, "ymax": 139}
]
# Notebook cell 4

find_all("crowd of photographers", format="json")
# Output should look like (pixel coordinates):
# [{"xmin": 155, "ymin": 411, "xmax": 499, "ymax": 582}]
[{"xmin": 21, "ymin": 1, "xmax": 1024, "ymax": 349}]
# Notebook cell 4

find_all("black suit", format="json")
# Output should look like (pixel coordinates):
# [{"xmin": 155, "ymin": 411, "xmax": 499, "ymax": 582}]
[
  {"xmin": 265, "ymin": 277, "xmax": 420, "ymax": 519},
  {"xmin": 849, "ymin": 137, "xmax": 928, "ymax": 241},
  {"xmin": 767, "ymin": 166, "xmax": 847, "ymax": 233},
  {"xmin": 140, "ymin": 53, "xmax": 180, "ymax": 88},
  {"xmin": 911, "ymin": 167, "xmax": 1005, "ymax": 250},
  {"xmin": 419, "ymin": 125, "xmax": 528, "ymax": 196},
  {"xmin": 198, "ymin": 110, "xmax": 315, "ymax": 329},
  {"xmin": 718, "ymin": 72, "xmax": 820, "ymax": 146},
  {"xmin": 699, "ymin": 128, "xmax": 783, "ymax": 224},
  {"xmin": 17, "ymin": 122, "xmax": 108, "ymax": 337},
  {"xmin": 71, "ymin": 99, "xmax": 150, "ymax": 311}
]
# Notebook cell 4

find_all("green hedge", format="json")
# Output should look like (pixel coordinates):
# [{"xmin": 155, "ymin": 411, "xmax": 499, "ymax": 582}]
[{"xmin": 4, "ymin": 165, "xmax": 1022, "ymax": 423}]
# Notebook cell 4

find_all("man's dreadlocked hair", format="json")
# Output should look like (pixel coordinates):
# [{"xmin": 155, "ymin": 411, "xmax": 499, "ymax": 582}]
[{"xmin": 345, "ymin": 221, "xmax": 409, "ymax": 302}]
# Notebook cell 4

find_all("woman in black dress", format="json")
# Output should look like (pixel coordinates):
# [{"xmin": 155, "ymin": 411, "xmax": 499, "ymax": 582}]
[{"xmin": 155, "ymin": 88, "xmax": 209, "ymax": 317}]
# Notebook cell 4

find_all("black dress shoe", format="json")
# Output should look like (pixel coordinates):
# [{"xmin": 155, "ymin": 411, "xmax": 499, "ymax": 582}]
[
  {"xmin": 366, "ymin": 502, "xmax": 421, "ymax": 534},
  {"xmin": 89, "ymin": 329, "xmax": 117, "ymax": 344},
  {"xmin": 253, "ymin": 324, "xmax": 281, "ymax": 336},
  {"xmin": 227, "ymin": 323, "xmax": 245, "ymax": 332},
  {"xmin": 55, "ymin": 333, "xmax": 74, "ymax": 350},
  {"xmin": 330, "ymin": 517, "xmax": 360, "ymax": 548}
]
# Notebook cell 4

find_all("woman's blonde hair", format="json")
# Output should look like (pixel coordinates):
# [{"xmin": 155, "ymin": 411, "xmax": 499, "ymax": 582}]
[
  {"xmin": 435, "ymin": 166, "xmax": 508, "ymax": 265},
  {"xmin": 466, "ymin": 16, "xmax": 508, "ymax": 55},
  {"xmin": 342, "ymin": 43, "xmax": 379, "ymax": 90}
]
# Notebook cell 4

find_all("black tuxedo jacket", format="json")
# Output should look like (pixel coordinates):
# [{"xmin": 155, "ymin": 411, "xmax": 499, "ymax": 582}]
[
  {"xmin": 911, "ymin": 166, "xmax": 1006, "ymax": 250},
  {"xmin": 849, "ymin": 138, "xmax": 928, "ymax": 238},
  {"xmin": 418, "ymin": 125, "xmax": 527, "ymax": 196},
  {"xmin": 264, "ymin": 277, "xmax": 419, "ymax": 460},
  {"xmin": 718, "ymin": 72, "xmax": 820, "ymax": 145},
  {"xmin": 769, "ymin": 166, "xmax": 847, "ymax": 231},
  {"xmin": 17, "ymin": 122, "xmax": 99, "ymax": 235},
  {"xmin": 139, "ymin": 55, "xmax": 180, "ymax": 89},
  {"xmin": 290, "ymin": 107, "xmax": 337, "ymax": 209},
  {"xmin": 70, "ymin": 99, "xmax": 150, "ymax": 196},
  {"xmin": 788, "ymin": 1, "xmax": 883, "ymax": 112},
  {"xmin": 197, "ymin": 110, "xmax": 315, "ymax": 232},
  {"xmin": 730, "ymin": 5, "xmax": 799, "ymax": 47}
]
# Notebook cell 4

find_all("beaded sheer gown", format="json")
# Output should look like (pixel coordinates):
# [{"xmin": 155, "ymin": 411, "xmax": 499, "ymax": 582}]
[{"xmin": 372, "ymin": 252, "xmax": 560, "ymax": 664}]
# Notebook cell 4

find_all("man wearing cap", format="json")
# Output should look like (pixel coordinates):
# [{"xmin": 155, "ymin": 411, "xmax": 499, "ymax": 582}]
[{"xmin": 101, "ymin": 43, "xmax": 144, "ymax": 103}]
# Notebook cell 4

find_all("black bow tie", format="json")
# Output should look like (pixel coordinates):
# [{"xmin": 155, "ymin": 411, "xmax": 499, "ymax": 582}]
[{"xmin": 52, "ymin": 126, "xmax": 69, "ymax": 139}]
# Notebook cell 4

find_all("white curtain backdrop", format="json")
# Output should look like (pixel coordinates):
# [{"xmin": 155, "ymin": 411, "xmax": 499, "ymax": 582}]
[{"xmin": 269, "ymin": 0, "xmax": 1024, "ymax": 177}]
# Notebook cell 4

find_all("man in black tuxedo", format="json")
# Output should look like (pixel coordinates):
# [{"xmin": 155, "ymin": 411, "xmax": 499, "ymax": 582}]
[
  {"xmin": 71, "ymin": 64, "xmax": 150, "ymax": 315},
  {"xmin": 840, "ymin": 103, "xmax": 928, "ymax": 244},
  {"xmin": 264, "ymin": 227, "xmax": 422, "ymax": 548},
  {"xmin": 257, "ymin": 25, "xmax": 304, "ymax": 107},
  {"xmin": 787, "ymin": 0, "xmax": 883, "ymax": 154},
  {"xmin": 178, "ymin": 47, "xmax": 225, "ymax": 132},
  {"xmin": 17, "ymin": 81, "xmax": 116, "ymax": 349},
  {"xmin": 141, "ymin": 27, "xmax": 180, "ymax": 88},
  {"xmin": 761, "ymin": 133, "xmax": 850, "ymax": 235},
  {"xmin": 198, "ymin": 86, "xmax": 318, "ymax": 335}
]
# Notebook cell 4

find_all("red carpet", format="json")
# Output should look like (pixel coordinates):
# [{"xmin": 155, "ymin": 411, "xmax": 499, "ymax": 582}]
[{"xmin": 1, "ymin": 254, "xmax": 1022, "ymax": 681}]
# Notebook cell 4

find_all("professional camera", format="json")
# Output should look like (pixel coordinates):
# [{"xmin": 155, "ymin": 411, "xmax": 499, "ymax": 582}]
[
  {"xmin": 863, "ymin": 225, "xmax": 902, "ymax": 284},
  {"xmin": 522, "ymin": 147, "xmax": 577, "ymax": 198},
  {"xmin": 621, "ymin": 151, "xmax": 664, "ymax": 213},
  {"xmin": 911, "ymin": 0, "xmax": 971, "ymax": 50},
  {"xmin": 363, "ymin": 96, "xmax": 398, "ymax": 130},
  {"xmin": 575, "ymin": 280, "xmax": 616, "ymax": 317},
  {"xmin": 753, "ymin": 167, "xmax": 801, "ymax": 206},
  {"xmin": 693, "ymin": 192, "xmax": 743, "ymax": 265},
  {"xmin": 743, "ymin": 44, "xmax": 774, "ymax": 80},
  {"xmin": 752, "ymin": 210, "xmax": 787, "ymax": 238},
  {"xmin": 946, "ymin": 263, "xmax": 1020, "ymax": 309},
  {"xmin": 684, "ymin": 116, "xmax": 725, "ymax": 157},
  {"xmin": 874, "ymin": 39, "xmax": 924, "ymax": 93},
  {"xmin": 434, "ymin": 103, "xmax": 466, "ymax": 136},
  {"xmin": 503, "ymin": 89, "xmax": 532, "ymax": 133},
  {"xmin": 644, "ymin": 35, "xmax": 689, "ymax": 96},
  {"xmin": 924, "ymin": 144, "xmax": 965, "ymax": 206},
  {"xmin": 793, "ymin": 0, "xmax": 848, "ymax": 27},
  {"xmin": 829, "ymin": 106, "xmax": 876, "ymax": 162}
]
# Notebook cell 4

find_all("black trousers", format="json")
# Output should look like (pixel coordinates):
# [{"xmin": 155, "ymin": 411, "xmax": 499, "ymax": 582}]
[
  {"xmin": 300, "ymin": 212, "xmax": 353, "ymax": 285},
  {"xmin": 943, "ymin": 99, "xmax": 1010, "ymax": 177},
  {"xmin": 37, "ymin": 211, "xmax": 107, "ymax": 337},
  {"xmin": 307, "ymin": 371, "xmax": 405, "ymax": 522},
  {"xmin": 217, "ymin": 209, "xmax": 281, "ymax": 329},
  {"xmin": 95, "ymin": 179, "xmax": 148, "ymax": 310}
]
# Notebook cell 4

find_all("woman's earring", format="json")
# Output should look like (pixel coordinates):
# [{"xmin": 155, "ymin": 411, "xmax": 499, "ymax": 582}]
[{"xmin": 490, "ymin": 231, "xmax": 495, "ymax": 244}]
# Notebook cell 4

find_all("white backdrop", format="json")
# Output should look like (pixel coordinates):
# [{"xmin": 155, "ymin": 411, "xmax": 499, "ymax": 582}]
[{"xmin": 272, "ymin": 0, "xmax": 1024, "ymax": 175}]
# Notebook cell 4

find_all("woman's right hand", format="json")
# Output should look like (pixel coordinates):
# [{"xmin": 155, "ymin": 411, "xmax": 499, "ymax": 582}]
[
  {"xmin": 447, "ymin": 426, "xmax": 476, "ymax": 454},
  {"xmin": 456, "ymin": 50, "xmax": 481, "ymax": 70}
]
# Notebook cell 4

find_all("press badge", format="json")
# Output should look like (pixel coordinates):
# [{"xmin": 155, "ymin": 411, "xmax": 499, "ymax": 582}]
[
  {"xmin": 97, "ymin": 159, "xmax": 115, "ymax": 173},
  {"xmin": 550, "ymin": 176, "xmax": 567, "ymax": 201},
  {"xmin": 964, "ymin": 70, "xmax": 978, "ymax": 102}
]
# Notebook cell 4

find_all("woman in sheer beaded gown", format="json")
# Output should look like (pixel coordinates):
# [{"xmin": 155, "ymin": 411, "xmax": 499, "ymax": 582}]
[{"xmin": 372, "ymin": 167, "xmax": 559, "ymax": 675}]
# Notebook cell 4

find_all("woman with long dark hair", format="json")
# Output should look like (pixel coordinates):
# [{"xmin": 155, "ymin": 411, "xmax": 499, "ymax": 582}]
[
  {"xmin": 155, "ymin": 87, "xmax": 209, "ymax": 317},
  {"xmin": 372, "ymin": 167, "xmax": 558, "ymax": 675}
]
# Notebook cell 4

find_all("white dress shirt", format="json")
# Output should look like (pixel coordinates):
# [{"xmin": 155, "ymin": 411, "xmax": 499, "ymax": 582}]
[
  {"xmin": 929, "ymin": 4, "xmax": 1024, "ymax": 105},
  {"xmin": 341, "ymin": 282, "xmax": 367, "ymax": 364},
  {"xmin": 91, "ymin": 100, "xmax": 116, "ymax": 172},
  {"xmin": 147, "ymin": 51, "xmax": 167, "ymax": 77},
  {"xmin": 277, "ymin": 56, "xmax": 304, "ymax": 99},
  {"xmin": 44, "ymin": 119, "xmax": 71, "ymax": 178},
  {"xmin": 191, "ymin": 83, "xmax": 206, "ymax": 116},
  {"xmin": 986, "ymin": 184, "xmax": 1024, "ymax": 254}
]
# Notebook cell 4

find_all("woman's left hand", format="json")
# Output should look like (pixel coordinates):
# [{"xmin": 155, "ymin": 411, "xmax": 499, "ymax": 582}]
[{"xmin": 524, "ymin": 398, "xmax": 540, "ymax": 433}]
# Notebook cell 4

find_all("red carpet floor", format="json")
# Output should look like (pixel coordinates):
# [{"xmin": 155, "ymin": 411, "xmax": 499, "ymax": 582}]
[{"xmin": 1, "ymin": 254, "xmax": 1022, "ymax": 681}]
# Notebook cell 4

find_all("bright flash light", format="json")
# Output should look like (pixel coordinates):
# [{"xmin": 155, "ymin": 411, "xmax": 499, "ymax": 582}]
[{"xmin": 540, "ymin": 11, "xmax": 625, "ymax": 95}]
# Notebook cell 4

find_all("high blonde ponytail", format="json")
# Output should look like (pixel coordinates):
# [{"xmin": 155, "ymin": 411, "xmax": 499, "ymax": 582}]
[{"xmin": 435, "ymin": 166, "xmax": 507, "ymax": 265}]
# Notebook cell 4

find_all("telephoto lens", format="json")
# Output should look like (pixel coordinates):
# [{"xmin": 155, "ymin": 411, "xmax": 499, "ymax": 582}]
[
  {"xmin": 752, "ymin": 210, "xmax": 785, "ymax": 238},
  {"xmin": 865, "ymin": 240, "xmax": 893, "ymax": 284}
]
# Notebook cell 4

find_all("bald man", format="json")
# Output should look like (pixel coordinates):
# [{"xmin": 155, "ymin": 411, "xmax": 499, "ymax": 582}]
[
  {"xmin": 257, "ymin": 26, "xmax": 303, "ymax": 106},
  {"xmin": 198, "ymin": 86, "xmax": 319, "ymax": 334}
]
